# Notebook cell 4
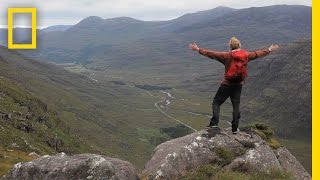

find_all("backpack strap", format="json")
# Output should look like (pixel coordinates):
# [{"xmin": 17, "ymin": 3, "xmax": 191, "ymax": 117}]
[{"xmin": 225, "ymin": 51, "xmax": 233, "ymax": 72}]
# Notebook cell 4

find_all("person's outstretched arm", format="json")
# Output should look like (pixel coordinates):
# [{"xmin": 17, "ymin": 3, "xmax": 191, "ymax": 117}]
[
  {"xmin": 248, "ymin": 44, "xmax": 279, "ymax": 61},
  {"xmin": 189, "ymin": 43, "xmax": 228, "ymax": 64}
]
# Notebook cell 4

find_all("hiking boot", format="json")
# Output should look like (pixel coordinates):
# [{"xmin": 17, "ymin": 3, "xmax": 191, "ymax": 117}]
[
  {"xmin": 206, "ymin": 125, "xmax": 218, "ymax": 129},
  {"xmin": 232, "ymin": 128, "xmax": 240, "ymax": 134},
  {"xmin": 206, "ymin": 122, "xmax": 218, "ymax": 128}
]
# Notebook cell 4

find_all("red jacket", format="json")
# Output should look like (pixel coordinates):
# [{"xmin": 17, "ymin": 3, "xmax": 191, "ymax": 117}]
[{"xmin": 198, "ymin": 48, "xmax": 271, "ymax": 85}]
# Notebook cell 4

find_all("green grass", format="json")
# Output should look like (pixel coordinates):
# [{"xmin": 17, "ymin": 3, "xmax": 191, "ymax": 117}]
[
  {"xmin": 213, "ymin": 147, "xmax": 234, "ymax": 166},
  {"xmin": 212, "ymin": 147, "xmax": 246, "ymax": 167},
  {"xmin": 0, "ymin": 147, "xmax": 35, "ymax": 177},
  {"xmin": 0, "ymin": 77, "xmax": 96, "ymax": 178},
  {"xmin": 180, "ymin": 164, "xmax": 294, "ymax": 180},
  {"xmin": 136, "ymin": 128, "xmax": 171, "ymax": 146}
]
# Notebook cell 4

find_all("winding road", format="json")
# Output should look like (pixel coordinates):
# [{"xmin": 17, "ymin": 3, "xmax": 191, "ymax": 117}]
[
  {"xmin": 154, "ymin": 94, "xmax": 197, "ymax": 132},
  {"xmin": 134, "ymin": 86, "xmax": 231, "ymax": 132}
]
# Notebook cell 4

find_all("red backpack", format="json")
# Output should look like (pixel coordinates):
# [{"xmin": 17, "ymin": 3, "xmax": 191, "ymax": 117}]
[{"xmin": 225, "ymin": 49, "xmax": 249, "ymax": 83}]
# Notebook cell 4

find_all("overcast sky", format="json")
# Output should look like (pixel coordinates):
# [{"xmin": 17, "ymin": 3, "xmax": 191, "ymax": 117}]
[{"xmin": 0, "ymin": 0, "xmax": 311, "ymax": 28}]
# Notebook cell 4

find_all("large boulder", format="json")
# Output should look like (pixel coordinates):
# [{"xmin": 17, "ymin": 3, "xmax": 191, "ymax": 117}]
[
  {"xmin": 142, "ymin": 128, "xmax": 310, "ymax": 180},
  {"xmin": 2, "ymin": 153, "xmax": 139, "ymax": 180}
]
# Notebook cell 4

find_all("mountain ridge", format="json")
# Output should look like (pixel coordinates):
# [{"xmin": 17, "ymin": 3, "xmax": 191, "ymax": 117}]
[
  {"xmin": 42, "ymin": 25, "xmax": 72, "ymax": 32},
  {"xmin": 25, "ymin": 5, "xmax": 311, "ymax": 65}
]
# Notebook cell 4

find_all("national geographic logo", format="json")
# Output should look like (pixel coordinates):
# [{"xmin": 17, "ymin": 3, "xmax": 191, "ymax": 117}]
[{"xmin": 7, "ymin": 8, "xmax": 37, "ymax": 49}]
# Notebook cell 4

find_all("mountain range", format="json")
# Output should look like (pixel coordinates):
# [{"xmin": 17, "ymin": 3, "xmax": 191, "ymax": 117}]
[{"xmin": 25, "ymin": 5, "xmax": 310, "ymax": 67}]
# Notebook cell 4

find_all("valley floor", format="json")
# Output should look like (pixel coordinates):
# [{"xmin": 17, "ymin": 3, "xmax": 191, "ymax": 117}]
[{"xmin": 58, "ymin": 63, "xmax": 311, "ymax": 174}]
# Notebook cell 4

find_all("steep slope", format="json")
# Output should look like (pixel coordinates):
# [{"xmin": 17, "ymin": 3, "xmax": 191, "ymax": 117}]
[
  {"xmin": 0, "ymin": 47, "xmax": 96, "ymax": 175},
  {"xmin": 242, "ymin": 39, "xmax": 311, "ymax": 139}
]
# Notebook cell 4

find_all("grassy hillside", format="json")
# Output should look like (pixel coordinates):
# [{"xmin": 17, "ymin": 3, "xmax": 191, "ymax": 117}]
[
  {"xmin": 0, "ymin": 77, "xmax": 88, "ymax": 176},
  {"xmin": 0, "ymin": 46, "xmax": 193, "ymax": 176}
]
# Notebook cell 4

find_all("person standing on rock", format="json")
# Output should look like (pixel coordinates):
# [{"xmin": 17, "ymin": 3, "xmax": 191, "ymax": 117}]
[{"xmin": 189, "ymin": 37, "xmax": 279, "ymax": 134}]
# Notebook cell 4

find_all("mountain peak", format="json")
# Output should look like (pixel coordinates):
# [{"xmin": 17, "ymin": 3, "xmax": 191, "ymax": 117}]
[
  {"xmin": 72, "ymin": 16, "xmax": 142, "ymax": 29},
  {"xmin": 75, "ymin": 16, "xmax": 104, "ymax": 27},
  {"xmin": 105, "ymin": 16, "xmax": 142, "ymax": 23},
  {"xmin": 215, "ymin": 5, "xmax": 233, "ymax": 9},
  {"xmin": 82, "ymin": 16, "xmax": 104, "ymax": 22}
]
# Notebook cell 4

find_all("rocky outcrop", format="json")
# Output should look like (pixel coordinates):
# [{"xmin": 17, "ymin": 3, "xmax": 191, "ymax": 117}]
[
  {"xmin": 2, "ymin": 153, "xmax": 139, "ymax": 180},
  {"xmin": 2, "ymin": 128, "xmax": 310, "ymax": 180},
  {"xmin": 142, "ymin": 128, "xmax": 311, "ymax": 180}
]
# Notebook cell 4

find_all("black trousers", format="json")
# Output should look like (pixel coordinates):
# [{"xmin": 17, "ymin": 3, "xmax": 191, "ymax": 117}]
[{"xmin": 210, "ymin": 83, "xmax": 242, "ymax": 131}]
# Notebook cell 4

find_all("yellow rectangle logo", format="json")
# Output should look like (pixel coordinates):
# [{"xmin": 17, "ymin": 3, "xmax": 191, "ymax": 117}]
[{"xmin": 8, "ymin": 8, "xmax": 37, "ymax": 49}]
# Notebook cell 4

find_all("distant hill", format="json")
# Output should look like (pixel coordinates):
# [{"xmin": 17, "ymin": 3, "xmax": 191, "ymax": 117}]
[
  {"xmin": 155, "ymin": 6, "xmax": 237, "ymax": 32},
  {"xmin": 0, "ymin": 28, "xmax": 37, "ymax": 46},
  {"xmin": 0, "ymin": 29, "xmax": 6, "ymax": 46},
  {"xmin": 178, "ymin": 5, "xmax": 311, "ymax": 47}
]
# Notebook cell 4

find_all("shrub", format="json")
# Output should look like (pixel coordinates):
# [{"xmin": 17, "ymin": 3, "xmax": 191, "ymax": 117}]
[
  {"xmin": 241, "ymin": 123, "xmax": 281, "ymax": 150},
  {"xmin": 212, "ymin": 147, "xmax": 246, "ymax": 167},
  {"xmin": 267, "ymin": 138, "xmax": 281, "ymax": 149},
  {"xmin": 214, "ymin": 147, "xmax": 234, "ymax": 166}
]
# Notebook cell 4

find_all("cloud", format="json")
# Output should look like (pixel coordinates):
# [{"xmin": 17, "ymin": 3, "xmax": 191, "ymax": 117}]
[{"xmin": 0, "ymin": 0, "xmax": 311, "ymax": 27}]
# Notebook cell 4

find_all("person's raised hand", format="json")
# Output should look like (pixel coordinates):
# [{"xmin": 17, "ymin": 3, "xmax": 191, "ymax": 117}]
[
  {"xmin": 189, "ymin": 43, "xmax": 200, "ymax": 52},
  {"xmin": 268, "ymin": 44, "xmax": 279, "ymax": 52}
]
